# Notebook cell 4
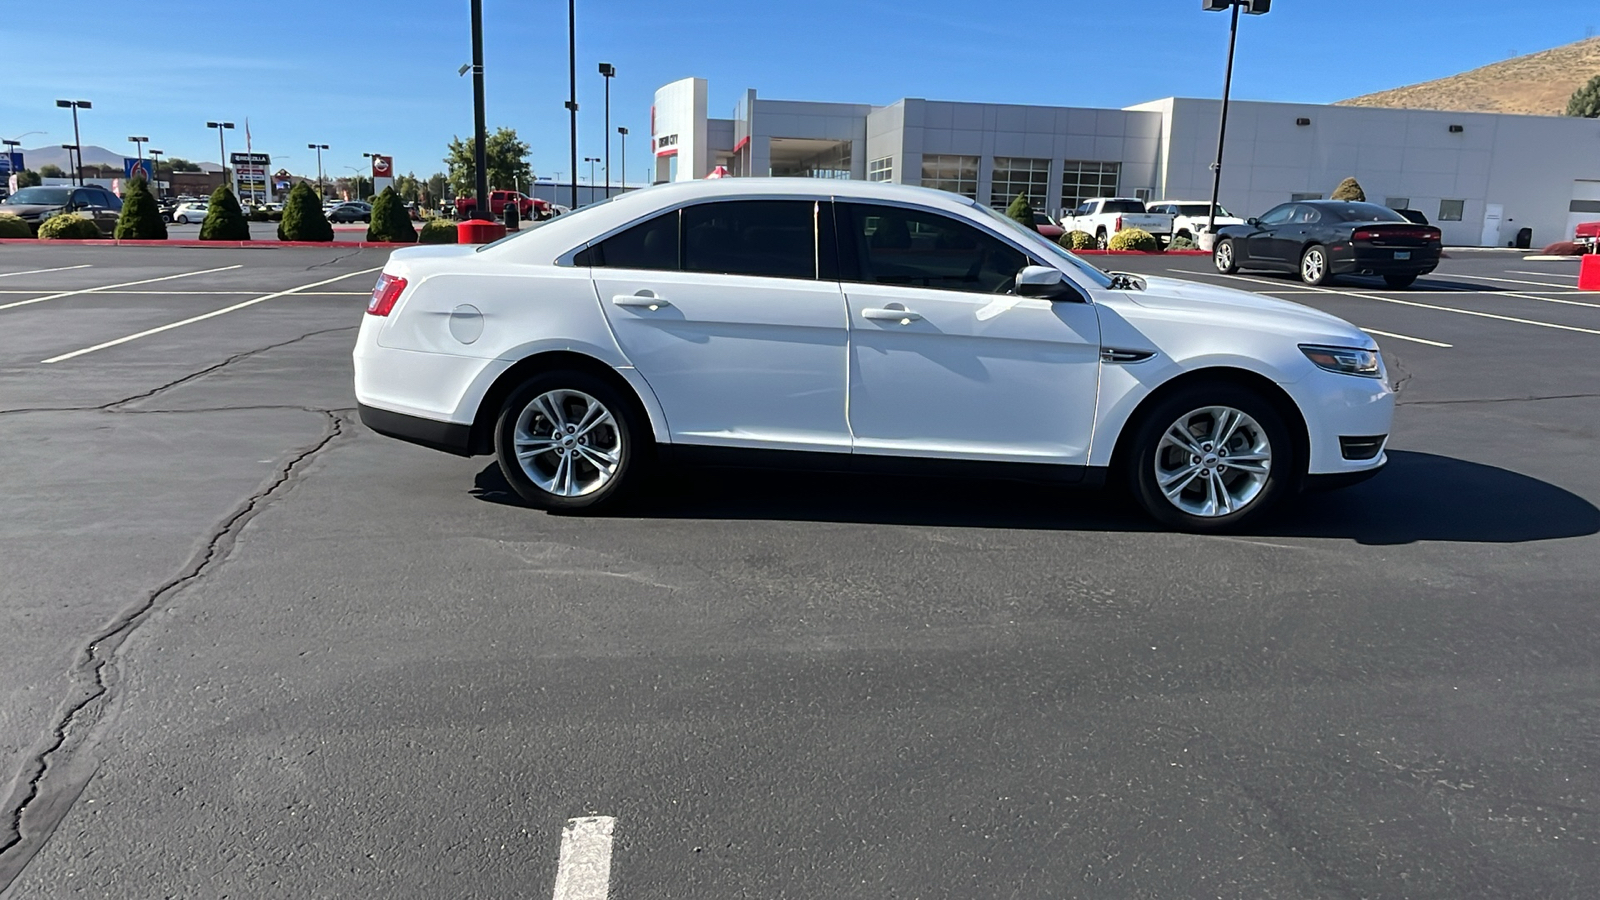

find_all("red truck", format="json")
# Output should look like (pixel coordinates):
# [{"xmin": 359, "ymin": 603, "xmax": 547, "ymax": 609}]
[
  {"xmin": 456, "ymin": 190, "xmax": 550, "ymax": 221},
  {"xmin": 1576, "ymin": 221, "xmax": 1600, "ymax": 253}
]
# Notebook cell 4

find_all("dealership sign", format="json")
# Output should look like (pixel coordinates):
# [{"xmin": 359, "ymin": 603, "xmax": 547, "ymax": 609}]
[
  {"xmin": 230, "ymin": 152, "xmax": 271, "ymax": 204},
  {"xmin": 370, "ymin": 154, "xmax": 395, "ymax": 194},
  {"xmin": 0, "ymin": 151, "xmax": 22, "ymax": 176}
]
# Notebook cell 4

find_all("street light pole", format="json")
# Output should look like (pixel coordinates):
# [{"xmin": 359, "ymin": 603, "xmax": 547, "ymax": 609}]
[
  {"xmin": 598, "ymin": 63, "xmax": 615, "ymax": 198},
  {"xmin": 308, "ymin": 143, "xmax": 328, "ymax": 199},
  {"xmin": 207, "ymin": 121, "xmax": 234, "ymax": 192},
  {"xmin": 469, "ymin": 0, "xmax": 490, "ymax": 218},
  {"xmin": 584, "ymin": 156, "xmax": 599, "ymax": 203},
  {"xmin": 55, "ymin": 100, "xmax": 91, "ymax": 185},
  {"xmin": 1202, "ymin": 0, "xmax": 1267, "ymax": 242},
  {"xmin": 617, "ymin": 126, "xmax": 628, "ymax": 193},
  {"xmin": 565, "ymin": 0, "xmax": 579, "ymax": 210},
  {"xmin": 148, "ymin": 149, "xmax": 164, "ymax": 198}
]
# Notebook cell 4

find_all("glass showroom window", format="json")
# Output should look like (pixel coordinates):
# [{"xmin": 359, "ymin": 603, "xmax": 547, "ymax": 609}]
[
  {"xmin": 1439, "ymin": 199, "xmax": 1465, "ymax": 221},
  {"xmin": 1061, "ymin": 161, "xmax": 1120, "ymax": 210},
  {"xmin": 868, "ymin": 157, "xmax": 893, "ymax": 183},
  {"xmin": 990, "ymin": 157, "xmax": 1050, "ymax": 210},
  {"xmin": 920, "ymin": 154, "xmax": 979, "ymax": 200}
]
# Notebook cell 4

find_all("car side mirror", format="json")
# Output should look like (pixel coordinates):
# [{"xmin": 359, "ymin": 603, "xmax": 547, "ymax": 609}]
[
  {"xmin": 1247, "ymin": 217, "xmax": 1260, "ymax": 226},
  {"xmin": 1016, "ymin": 265, "xmax": 1081, "ymax": 301}
]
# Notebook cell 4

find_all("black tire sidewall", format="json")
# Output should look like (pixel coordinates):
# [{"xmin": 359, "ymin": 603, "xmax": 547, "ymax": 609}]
[
  {"xmin": 494, "ymin": 370, "xmax": 647, "ymax": 512},
  {"xmin": 1127, "ymin": 383, "xmax": 1296, "ymax": 532}
]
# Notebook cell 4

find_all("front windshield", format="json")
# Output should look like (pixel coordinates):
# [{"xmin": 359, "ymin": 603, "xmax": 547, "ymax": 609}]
[
  {"xmin": 3, "ymin": 187, "xmax": 71, "ymax": 206},
  {"xmin": 970, "ymin": 201, "xmax": 1114, "ymax": 289}
]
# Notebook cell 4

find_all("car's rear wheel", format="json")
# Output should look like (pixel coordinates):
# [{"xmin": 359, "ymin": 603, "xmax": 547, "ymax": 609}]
[
  {"xmin": 1300, "ymin": 244, "xmax": 1332, "ymax": 286},
  {"xmin": 1127, "ymin": 383, "xmax": 1295, "ymax": 532},
  {"xmin": 176, "ymin": 215, "xmax": 189, "ymax": 224},
  {"xmin": 1383, "ymin": 272, "xmax": 1418, "ymax": 289},
  {"xmin": 1213, "ymin": 238, "xmax": 1239, "ymax": 273},
  {"xmin": 1096, "ymin": 229, "xmax": 1109, "ymax": 249},
  {"xmin": 494, "ymin": 371, "xmax": 647, "ymax": 512}
]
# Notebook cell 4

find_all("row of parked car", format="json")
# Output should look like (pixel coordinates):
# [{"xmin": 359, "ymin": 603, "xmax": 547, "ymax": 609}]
[{"xmin": 1033, "ymin": 196, "xmax": 1434, "ymax": 249}]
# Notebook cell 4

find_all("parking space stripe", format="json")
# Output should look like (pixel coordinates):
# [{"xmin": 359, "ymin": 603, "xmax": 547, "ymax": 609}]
[
  {"xmin": 41, "ymin": 267, "xmax": 382, "ymax": 363},
  {"xmin": 0, "ymin": 265, "xmax": 242, "ymax": 311},
  {"xmin": 551, "ymin": 816, "xmax": 615, "ymax": 900},
  {"xmin": 1457, "ymin": 273, "xmax": 1581, "ymax": 290},
  {"xmin": 0, "ymin": 264, "xmax": 93, "ymax": 278},
  {"xmin": 1507, "ymin": 270, "xmax": 1580, "ymax": 280},
  {"xmin": 1496, "ymin": 290, "xmax": 1600, "ymax": 310},
  {"xmin": 1361, "ymin": 327, "xmax": 1452, "ymax": 348}
]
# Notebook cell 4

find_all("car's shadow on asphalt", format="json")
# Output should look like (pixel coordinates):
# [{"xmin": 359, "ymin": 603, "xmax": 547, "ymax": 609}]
[{"xmin": 470, "ymin": 450, "xmax": 1600, "ymax": 546}]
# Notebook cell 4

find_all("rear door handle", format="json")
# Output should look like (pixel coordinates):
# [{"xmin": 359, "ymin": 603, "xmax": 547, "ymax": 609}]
[
  {"xmin": 612, "ymin": 292, "xmax": 670, "ymax": 309},
  {"xmin": 862, "ymin": 307, "xmax": 922, "ymax": 322}
]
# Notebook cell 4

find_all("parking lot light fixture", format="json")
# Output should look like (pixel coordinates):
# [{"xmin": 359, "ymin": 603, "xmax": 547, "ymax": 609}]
[
  {"xmin": 127, "ymin": 135, "xmax": 149, "ymax": 164},
  {"xmin": 599, "ymin": 63, "xmax": 615, "ymax": 198},
  {"xmin": 566, "ymin": 0, "xmax": 578, "ymax": 210},
  {"xmin": 148, "ymin": 149, "xmax": 164, "ymax": 198},
  {"xmin": 617, "ymin": 126, "xmax": 628, "ymax": 192},
  {"xmin": 1202, "ymin": 0, "xmax": 1269, "ymax": 242},
  {"xmin": 584, "ymin": 156, "xmax": 600, "ymax": 196},
  {"xmin": 308, "ymin": 143, "xmax": 329, "ymax": 198},
  {"xmin": 56, "ymin": 100, "xmax": 91, "ymax": 185},
  {"xmin": 207, "ymin": 121, "xmax": 235, "ymax": 191}
]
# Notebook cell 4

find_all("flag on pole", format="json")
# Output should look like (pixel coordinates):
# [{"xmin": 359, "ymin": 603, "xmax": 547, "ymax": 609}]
[{"xmin": 245, "ymin": 118, "xmax": 253, "ymax": 156}]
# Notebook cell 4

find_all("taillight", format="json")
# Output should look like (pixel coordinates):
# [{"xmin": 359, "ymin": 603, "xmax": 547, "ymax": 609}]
[
  {"xmin": 1115, "ymin": 216, "xmax": 1123, "ymax": 232},
  {"xmin": 367, "ymin": 273, "xmax": 407, "ymax": 316},
  {"xmin": 1353, "ymin": 230, "xmax": 1377, "ymax": 241}
]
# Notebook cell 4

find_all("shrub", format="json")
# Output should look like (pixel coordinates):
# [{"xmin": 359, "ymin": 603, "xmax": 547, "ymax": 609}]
[
  {"xmin": 1107, "ymin": 227, "xmax": 1159, "ymax": 251},
  {"xmin": 1168, "ymin": 234, "xmax": 1198, "ymax": 250},
  {"xmin": 1331, "ymin": 177, "xmax": 1365, "ymax": 202},
  {"xmin": 1004, "ymin": 193, "xmax": 1037, "ymax": 231},
  {"xmin": 0, "ymin": 213, "xmax": 31, "ymax": 238},
  {"xmin": 249, "ymin": 207, "xmax": 269, "ymax": 222},
  {"xmin": 1567, "ymin": 74, "xmax": 1600, "ymax": 118},
  {"xmin": 113, "ymin": 177, "xmax": 167, "ymax": 240},
  {"xmin": 418, "ymin": 218, "xmax": 458, "ymax": 244},
  {"xmin": 200, "ymin": 185, "xmax": 251, "ymax": 241},
  {"xmin": 37, "ymin": 213, "xmax": 101, "ymax": 240},
  {"xmin": 1540, "ymin": 240, "xmax": 1583, "ymax": 256},
  {"xmin": 278, "ymin": 182, "xmax": 334, "ymax": 242},
  {"xmin": 367, "ymin": 187, "xmax": 417, "ymax": 243},
  {"xmin": 1061, "ymin": 230, "xmax": 1096, "ymax": 250}
]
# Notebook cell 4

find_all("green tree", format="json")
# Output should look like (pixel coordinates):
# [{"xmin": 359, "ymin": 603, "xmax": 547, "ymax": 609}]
[
  {"xmin": 395, "ymin": 171, "xmax": 422, "ymax": 203},
  {"xmin": 114, "ymin": 176, "xmax": 167, "ymax": 240},
  {"xmin": 1331, "ymin": 177, "xmax": 1366, "ymax": 202},
  {"xmin": 14, "ymin": 169, "xmax": 42, "ymax": 188},
  {"xmin": 445, "ymin": 127, "xmax": 533, "ymax": 200},
  {"xmin": 39, "ymin": 164, "xmax": 65, "ymax": 179},
  {"xmin": 426, "ymin": 172, "xmax": 448, "ymax": 207},
  {"xmin": 367, "ymin": 186, "xmax": 418, "ymax": 243},
  {"xmin": 1004, "ymin": 192, "xmax": 1038, "ymax": 231},
  {"xmin": 278, "ymin": 181, "xmax": 334, "ymax": 242},
  {"xmin": 1566, "ymin": 74, "xmax": 1600, "ymax": 117},
  {"xmin": 200, "ymin": 184, "xmax": 251, "ymax": 241},
  {"xmin": 167, "ymin": 157, "xmax": 202, "ymax": 172}
]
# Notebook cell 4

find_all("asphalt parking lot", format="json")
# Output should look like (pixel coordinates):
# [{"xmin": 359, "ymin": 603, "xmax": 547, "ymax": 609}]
[{"xmin": 0, "ymin": 244, "xmax": 1596, "ymax": 898}]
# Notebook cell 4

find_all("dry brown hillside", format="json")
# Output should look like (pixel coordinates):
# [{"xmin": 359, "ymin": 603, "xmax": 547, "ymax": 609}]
[{"xmin": 1338, "ymin": 36, "xmax": 1600, "ymax": 116}]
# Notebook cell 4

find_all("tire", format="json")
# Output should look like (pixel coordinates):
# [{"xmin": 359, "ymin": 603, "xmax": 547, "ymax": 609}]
[
  {"xmin": 1383, "ymin": 272, "xmax": 1417, "ymax": 289},
  {"xmin": 1096, "ymin": 229, "xmax": 1109, "ymax": 250},
  {"xmin": 176, "ymin": 215, "xmax": 189, "ymax": 224},
  {"xmin": 1300, "ymin": 244, "xmax": 1332, "ymax": 286},
  {"xmin": 493, "ymin": 370, "xmax": 649, "ymax": 512},
  {"xmin": 1213, "ymin": 238, "xmax": 1239, "ymax": 274},
  {"xmin": 1126, "ymin": 382, "xmax": 1296, "ymax": 533}
]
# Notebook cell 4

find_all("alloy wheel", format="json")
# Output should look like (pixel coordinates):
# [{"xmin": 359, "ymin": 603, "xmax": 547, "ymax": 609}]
[
  {"xmin": 511, "ymin": 389, "xmax": 622, "ymax": 497},
  {"xmin": 1301, "ymin": 248, "xmax": 1325, "ymax": 284},
  {"xmin": 1215, "ymin": 241, "xmax": 1234, "ymax": 271},
  {"xmin": 1153, "ymin": 405, "xmax": 1272, "ymax": 518}
]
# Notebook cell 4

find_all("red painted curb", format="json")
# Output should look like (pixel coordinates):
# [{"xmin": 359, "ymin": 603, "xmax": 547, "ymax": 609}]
[
  {"xmin": 1072, "ymin": 249, "xmax": 1210, "ymax": 256},
  {"xmin": 0, "ymin": 238, "xmax": 400, "ymax": 248}
]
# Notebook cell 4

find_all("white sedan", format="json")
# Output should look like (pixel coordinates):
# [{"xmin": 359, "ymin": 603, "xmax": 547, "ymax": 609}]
[
  {"xmin": 171, "ymin": 202, "xmax": 208, "ymax": 224},
  {"xmin": 354, "ymin": 179, "xmax": 1392, "ymax": 531}
]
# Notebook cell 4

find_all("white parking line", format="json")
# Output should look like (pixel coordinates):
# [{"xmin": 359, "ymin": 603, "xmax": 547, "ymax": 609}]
[
  {"xmin": 41, "ymin": 267, "xmax": 382, "ymax": 363},
  {"xmin": 1456, "ymin": 273, "xmax": 1580, "ymax": 290},
  {"xmin": 551, "ymin": 816, "xmax": 615, "ymax": 900},
  {"xmin": 1496, "ymin": 290, "xmax": 1600, "ymax": 310},
  {"xmin": 1508, "ymin": 270, "xmax": 1580, "ymax": 279},
  {"xmin": 0, "ymin": 265, "xmax": 242, "ymax": 311},
  {"xmin": 1361, "ymin": 327, "xmax": 1452, "ymax": 348},
  {"xmin": 0, "ymin": 264, "xmax": 93, "ymax": 278}
]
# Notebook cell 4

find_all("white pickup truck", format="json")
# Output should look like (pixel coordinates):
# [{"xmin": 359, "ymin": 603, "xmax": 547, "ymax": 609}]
[
  {"xmin": 1145, "ymin": 200, "xmax": 1246, "ymax": 243},
  {"xmin": 1061, "ymin": 198, "xmax": 1174, "ymax": 248}
]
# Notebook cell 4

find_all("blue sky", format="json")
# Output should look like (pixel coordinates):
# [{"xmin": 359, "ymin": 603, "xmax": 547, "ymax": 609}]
[{"xmin": 5, "ymin": 0, "xmax": 1597, "ymax": 186}]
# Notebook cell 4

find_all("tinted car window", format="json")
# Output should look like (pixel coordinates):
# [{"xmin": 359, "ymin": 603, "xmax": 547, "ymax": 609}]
[
  {"xmin": 1258, "ymin": 204, "xmax": 1295, "ymax": 226},
  {"xmin": 681, "ymin": 200, "xmax": 816, "ymax": 280},
  {"xmin": 1325, "ymin": 202, "xmax": 1406, "ymax": 223},
  {"xmin": 1101, "ymin": 200, "xmax": 1145, "ymax": 214},
  {"xmin": 585, "ymin": 210, "xmax": 680, "ymax": 270},
  {"xmin": 841, "ymin": 203, "xmax": 1027, "ymax": 294},
  {"xmin": 1291, "ymin": 205, "xmax": 1323, "ymax": 224},
  {"xmin": 4, "ymin": 187, "xmax": 71, "ymax": 205}
]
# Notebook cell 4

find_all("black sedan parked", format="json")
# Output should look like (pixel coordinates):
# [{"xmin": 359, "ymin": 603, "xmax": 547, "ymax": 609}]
[
  {"xmin": 327, "ymin": 201, "xmax": 372, "ymax": 223},
  {"xmin": 1212, "ymin": 200, "xmax": 1442, "ymax": 288}
]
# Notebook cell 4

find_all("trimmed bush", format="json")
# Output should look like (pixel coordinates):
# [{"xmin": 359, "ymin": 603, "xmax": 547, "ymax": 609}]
[
  {"xmin": 1540, "ymin": 240, "xmax": 1583, "ymax": 256},
  {"xmin": 1004, "ymin": 192, "xmax": 1037, "ymax": 231},
  {"xmin": 1168, "ymin": 234, "xmax": 1198, "ymax": 250},
  {"xmin": 249, "ymin": 207, "xmax": 269, "ymax": 222},
  {"xmin": 1331, "ymin": 177, "xmax": 1366, "ymax": 202},
  {"xmin": 1107, "ymin": 228, "xmax": 1159, "ymax": 251},
  {"xmin": 0, "ymin": 214, "xmax": 31, "ymax": 238},
  {"xmin": 278, "ymin": 182, "xmax": 334, "ymax": 242},
  {"xmin": 114, "ymin": 177, "xmax": 167, "ymax": 240},
  {"xmin": 366, "ymin": 187, "xmax": 418, "ymax": 243},
  {"xmin": 418, "ymin": 218, "xmax": 458, "ymax": 244},
  {"xmin": 200, "ymin": 185, "xmax": 251, "ymax": 241},
  {"xmin": 37, "ymin": 213, "xmax": 102, "ymax": 240},
  {"xmin": 1061, "ymin": 230, "xmax": 1097, "ymax": 250}
]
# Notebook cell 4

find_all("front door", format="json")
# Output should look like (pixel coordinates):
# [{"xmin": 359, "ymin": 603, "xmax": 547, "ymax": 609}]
[
  {"xmin": 835, "ymin": 202, "xmax": 1101, "ymax": 466},
  {"xmin": 1246, "ymin": 203, "xmax": 1297, "ymax": 266}
]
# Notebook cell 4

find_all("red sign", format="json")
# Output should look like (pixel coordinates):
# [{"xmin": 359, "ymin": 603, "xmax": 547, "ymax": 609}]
[{"xmin": 371, "ymin": 155, "xmax": 393, "ymax": 179}]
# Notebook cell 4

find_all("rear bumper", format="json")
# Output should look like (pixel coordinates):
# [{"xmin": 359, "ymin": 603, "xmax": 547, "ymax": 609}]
[
  {"xmin": 1331, "ymin": 245, "xmax": 1440, "ymax": 276},
  {"xmin": 358, "ymin": 403, "xmax": 474, "ymax": 457}
]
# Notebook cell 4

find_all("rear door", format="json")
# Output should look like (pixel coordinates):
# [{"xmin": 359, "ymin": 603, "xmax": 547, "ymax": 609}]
[{"xmin": 589, "ymin": 198, "xmax": 852, "ymax": 452}]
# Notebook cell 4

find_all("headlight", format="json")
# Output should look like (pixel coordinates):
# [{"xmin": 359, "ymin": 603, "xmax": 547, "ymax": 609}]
[{"xmin": 1300, "ymin": 344, "xmax": 1381, "ymax": 378}]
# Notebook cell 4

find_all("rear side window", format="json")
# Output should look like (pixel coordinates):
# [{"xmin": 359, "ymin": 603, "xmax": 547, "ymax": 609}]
[
  {"xmin": 581, "ymin": 210, "xmax": 679, "ymax": 270},
  {"xmin": 681, "ymin": 200, "xmax": 816, "ymax": 280}
]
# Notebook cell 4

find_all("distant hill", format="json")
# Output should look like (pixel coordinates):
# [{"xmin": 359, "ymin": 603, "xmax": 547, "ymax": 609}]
[
  {"xmin": 20, "ymin": 145, "xmax": 221, "ymax": 173},
  {"xmin": 1338, "ymin": 36, "xmax": 1600, "ymax": 117}
]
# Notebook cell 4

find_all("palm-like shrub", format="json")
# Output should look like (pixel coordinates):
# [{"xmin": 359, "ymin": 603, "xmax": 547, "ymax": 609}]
[
  {"xmin": 114, "ymin": 177, "xmax": 167, "ymax": 240},
  {"xmin": 1107, "ymin": 228, "xmax": 1159, "ymax": 251},
  {"xmin": 38, "ymin": 213, "xmax": 101, "ymax": 239},
  {"xmin": 200, "ymin": 185, "xmax": 250, "ymax": 241},
  {"xmin": 367, "ymin": 187, "xmax": 417, "ymax": 243},
  {"xmin": 278, "ymin": 182, "xmax": 334, "ymax": 242}
]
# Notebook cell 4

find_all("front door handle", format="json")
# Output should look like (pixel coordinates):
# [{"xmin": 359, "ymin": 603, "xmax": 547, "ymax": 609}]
[
  {"xmin": 862, "ymin": 307, "xmax": 922, "ymax": 323},
  {"xmin": 612, "ymin": 291, "xmax": 670, "ymax": 310}
]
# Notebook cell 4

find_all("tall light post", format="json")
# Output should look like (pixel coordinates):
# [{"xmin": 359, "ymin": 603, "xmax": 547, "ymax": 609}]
[
  {"xmin": 343, "ymin": 165, "xmax": 363, "ymax": 201},
  {"xmin": 468, "ymin": 0, "xmax": 490, "ymax": 217},
  {"xmin": 127, "ymin": 135, "xmax": 148, "ymax": 163},
  {"xmin": 148, "ymin": 149, "xmax": 164, "ymax": 198},
  {"xmin": 598, "ymin": 62, "xmax": 615, "ymax": 198},
  {"xmin": 1202, "ymin": 0, "xmax": 1270, "ymax": 243},
  {"xmin": 565, "ymin": 0, "xmax": 579, "ymax": 210},
  {"xmin": 207, "ymin": 121, "xmax": 234, "ymax": 192},
  {"xmin": 584, "ymin": 156, "xmax": 599, "ymax": 203},
  {"xmin": 59, "ymin": 144, "xmax": 79, "ymax": 183},
  {"xmin": 617, "ymin": 126, "xmax": 628, "ymax": 193},
  {"xmin": 55, "ymin": 100, "xmax": 91, "ymax": 185},
  {"xmin": 308, "ymin": 143, "xmax": 329, "ymax": 199}
]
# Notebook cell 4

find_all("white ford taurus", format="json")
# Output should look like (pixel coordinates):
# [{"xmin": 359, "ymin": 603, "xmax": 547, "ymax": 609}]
[{"xmin": 354, "ymin": 179, "xmax": 1392, "ymax": 531}]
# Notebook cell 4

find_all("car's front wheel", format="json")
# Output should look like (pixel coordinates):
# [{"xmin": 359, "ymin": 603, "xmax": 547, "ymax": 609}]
[
  {"xmin": 176, "ymin": 215, "xmax": 189, "ymax": 224},
  {"xmin": 1300, "ymin": 244, "xmax": 1332, "ymax": 286},
  {"xmin": 1214, "ymin": 238, "xmax": 1239, "ymax": 273},
  {"xmin": 494, "ymin": 371, "xmax": 647, "ymax": 512},
  {"xmin": 1127, "ymin": 383, "xmax": 1295, "ymax": 532}
]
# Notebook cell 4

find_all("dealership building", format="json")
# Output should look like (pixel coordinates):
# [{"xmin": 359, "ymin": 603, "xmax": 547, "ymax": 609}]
[{"xmin": 650, "ymin": 76, "xmax": 1600, "ymax": 247}]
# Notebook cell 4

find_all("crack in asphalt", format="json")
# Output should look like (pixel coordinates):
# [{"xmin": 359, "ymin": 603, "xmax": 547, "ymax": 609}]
[
  {"xmin": 1398, "ymin": 392, "xmax": 1600, "ymax": 406},
  {"xmin": 0, "ymin": 409, "xmax": 348, "ymax": 893}
]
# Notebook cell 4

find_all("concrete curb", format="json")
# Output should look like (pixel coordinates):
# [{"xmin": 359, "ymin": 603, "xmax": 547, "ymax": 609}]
[
  {"xmin": 0, "ymin": 238, "xmax": 400, "ymax": 249},
  {"xmin": 1073, "ymin": 249, "xmax": 1210, "ymax": 256}
]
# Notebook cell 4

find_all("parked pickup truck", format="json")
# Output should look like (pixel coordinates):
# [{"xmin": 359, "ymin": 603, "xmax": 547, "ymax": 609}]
[
  {"xmin": 1145, "ymin": 200, "xmax": 1245, "ymax": 243},
  {"xmin": 1061, "ymin": 198, "xmax": 1173, "ymax": 248},
  {"xmin": 1575, "ymin": 220, "xmax": 1600, "ymax": 253},
  {"xmin": 456, "ymin": 190, "xmax": 551, "ymax": 221}
]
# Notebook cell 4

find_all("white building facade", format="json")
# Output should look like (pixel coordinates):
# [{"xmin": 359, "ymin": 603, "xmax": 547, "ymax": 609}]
[{"xmin": 652, "ymin": 76, "xmax": 1600, "ymax": 247}]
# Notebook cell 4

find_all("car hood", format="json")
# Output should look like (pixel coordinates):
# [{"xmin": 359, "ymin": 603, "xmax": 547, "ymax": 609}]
[
  {"xmin": 0, "ymin": 202, "xmax": 65, "ymax": 217},
  {"xmin": 1122, "ymin": 275, "xmax": 1373, "ymax": 347}
]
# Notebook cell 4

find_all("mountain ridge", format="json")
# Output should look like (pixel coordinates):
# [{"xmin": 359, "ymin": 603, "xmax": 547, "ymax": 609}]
[{"xmin": 1338, "ymin": 36, "xmax": 1600, "ymax": 116}]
